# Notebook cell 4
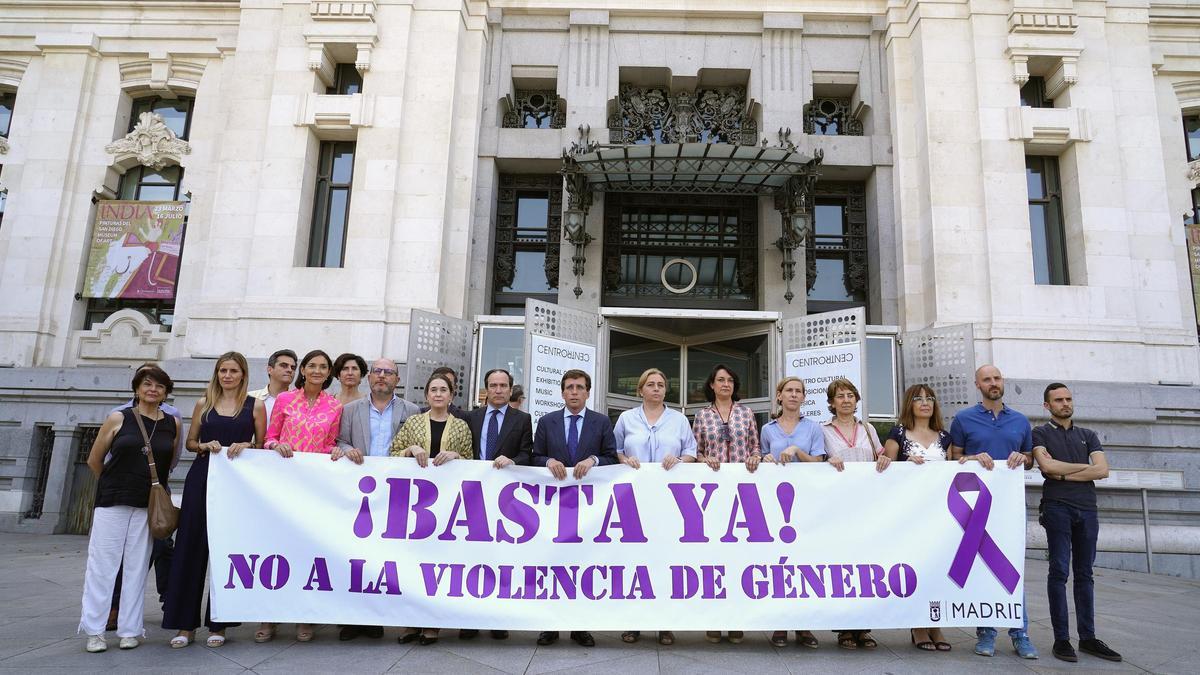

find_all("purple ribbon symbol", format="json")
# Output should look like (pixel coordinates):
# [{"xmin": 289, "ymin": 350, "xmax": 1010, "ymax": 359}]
[{"xmin": 947, "ymin": 472, "xmax": 1020, "ymax": 594}]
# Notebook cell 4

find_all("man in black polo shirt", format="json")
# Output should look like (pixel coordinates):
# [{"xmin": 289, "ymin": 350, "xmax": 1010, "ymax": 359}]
[{"xmin": 1032, "ymin": 383, "xmax": 1121, "ymax": 664}]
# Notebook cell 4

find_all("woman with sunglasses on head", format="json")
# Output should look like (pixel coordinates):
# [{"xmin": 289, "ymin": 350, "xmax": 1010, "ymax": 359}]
[
  {"xmin": 258, "ymin": 349, "xmax": 342, "ymax": 643},
  {"xmin": 616, "ymin": 368, "xmax": 696, "ymax": 647},
  {"xmin": 163, "ymin": 352, "xmax": 265, "ymax": 649},
  {"xmin": 760, "ymin": 376, "xmax": 825, "ymax": 649},
  {"xmin": 881, "ymin": 384, "xmax": 953, "ymax": 652},
  {"xmin": 821, "ymin": 377, "xmax": 887, "ymax": 651},
  {"xmin": 79, "ymin": 365, "xmax": 177, "ymax": 653},
  {"xmin": 692, "ymin": 363, "xmax": 762, "ymax": 644}
]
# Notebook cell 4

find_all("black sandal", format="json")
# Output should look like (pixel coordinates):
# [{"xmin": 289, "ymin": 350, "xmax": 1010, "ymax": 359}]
[
  {"xmin": 837, "ymin": 631, "xmax": 858, "ymax": 649},
  {"xmin": 657, "ymin": 631, "xmax": 674, "ymax": 645},
  {"xmin": 857, "ymin": 631, "xmax": 878, "ymax": 649},
  {"xmin": 929, "ymin": 627, "xmax": 951, "ymax": 651},
  {"xmin": 911, "ymin": 629, "xmax": 935, "ymax": 651},
  {"xmin": 796, "ymin": 631, "xmax": 819, "ymax": 648},
  {"xmin": 621, "ymin": 631, "xmax": 640, "ymax": 643},
  {"xmin": 770, "ymin": 631, "xmax": 787, "ymax": 647}
]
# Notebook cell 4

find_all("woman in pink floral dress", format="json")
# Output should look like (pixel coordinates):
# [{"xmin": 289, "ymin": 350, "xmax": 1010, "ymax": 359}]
[{"xmin": 692, "ymin": 363, "xmax": 762, "ymax": 644}]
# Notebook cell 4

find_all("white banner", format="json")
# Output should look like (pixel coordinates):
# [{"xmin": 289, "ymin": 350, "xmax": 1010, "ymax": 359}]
[
  {"xmin": 527, "ymin": 334, "xmax": 595, "ymax": 428},
  {"xmin": 784, "ymin": 342, "xmax": 864, "ymax": 423},
  {"xmin": 209, "ymin": 451, "xmax": 1027, "ymax": 630}
]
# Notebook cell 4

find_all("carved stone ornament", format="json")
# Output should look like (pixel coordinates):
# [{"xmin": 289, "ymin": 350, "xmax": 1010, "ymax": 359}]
[
  {"xmin": 1188, "ymin": 159, "xmax": 1200, "ymax": 187},
  {"xmin": 608, "ymin": 84, "xmax": 758, "ymax": 146},
  {"xmin": 105, "ymin": 112, "xmax": 191, "ymax": 170},
  {"xmin": 803, "ymin": 98, "xmax": 863, "ymax": 136},
  {"xmin": 503, "ymin": 90, "xmax": 565, "ymax": 129},
  {"xmin": 0, "ymin": 136, "xmax": 8, "ymax": 155}
]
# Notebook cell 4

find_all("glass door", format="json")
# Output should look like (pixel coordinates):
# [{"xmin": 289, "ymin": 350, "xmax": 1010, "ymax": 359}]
[{"xmin": 606, "ymin": 319, "xmax": 774, "ymax": 425}]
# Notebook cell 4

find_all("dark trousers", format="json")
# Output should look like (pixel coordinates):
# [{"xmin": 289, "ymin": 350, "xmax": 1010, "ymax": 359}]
[
  {"xmin": 1041, "ymin": 501, "xmax": 1099, "ymax": 642},
  {"xmin": 112, "ymin": 536, "xmax": 173, "ymax": 611},
  {"xmin": 162, "ymin": 455, "xmax": 239, "ymax": 633}
]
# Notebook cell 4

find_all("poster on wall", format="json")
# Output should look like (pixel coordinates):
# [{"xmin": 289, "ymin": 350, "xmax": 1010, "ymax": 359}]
[
  {"xmin": 82, "ymin": 200, "xmax": 185, "ymax": 300},
  {"xmin": 1188, "ymin": 225, "xmax": 1200, "ymax": 326},
  {"xmin": 784, "ymin": 342, "xmax": 864, "ymax": 423},
  {"xmin": 527, "ymin": 334, "xmax": 595, "ymax": 428}
]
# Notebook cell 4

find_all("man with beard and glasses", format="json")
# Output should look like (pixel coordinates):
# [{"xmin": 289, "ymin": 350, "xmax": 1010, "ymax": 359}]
[
  {"xmin": 949, "ymin": 364, "xmax": 1037, "ymax": 660},
  {"xmin": 1032, "ymin": 383, "xmax": 1121, "ymax": 664}
]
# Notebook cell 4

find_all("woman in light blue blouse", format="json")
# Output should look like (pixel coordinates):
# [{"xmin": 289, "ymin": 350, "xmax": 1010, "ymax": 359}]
[
  {"xmin": 615, "ymin": 368, "xmax": 695, "ymax": 646},
  {"xmin": 761, "ymin": 376, "xmax": 825, "ymax": 648}
]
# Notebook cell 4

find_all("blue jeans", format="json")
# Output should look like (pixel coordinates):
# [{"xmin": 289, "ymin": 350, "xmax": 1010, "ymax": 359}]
[{"xmin": 1041, "ymin": 501, "xmax": 1098, "ymax": 641}]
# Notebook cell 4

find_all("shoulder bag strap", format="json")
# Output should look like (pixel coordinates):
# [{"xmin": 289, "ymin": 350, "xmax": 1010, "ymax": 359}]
[{"xmin": 131, "ymin": 410, "xmax": 164, "ymax": 487}]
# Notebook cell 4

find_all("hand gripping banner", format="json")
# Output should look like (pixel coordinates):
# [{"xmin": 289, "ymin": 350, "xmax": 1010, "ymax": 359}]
[{"xmin": 208, "ymin": 452, "xmax": 1027, "ymax": 630}]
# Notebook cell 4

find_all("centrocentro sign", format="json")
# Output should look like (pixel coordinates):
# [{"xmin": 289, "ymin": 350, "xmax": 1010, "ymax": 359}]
[
  {"xmin": 527, "ymin": 334, "xmax": 595, "ymax": 428},
  {"xmin": 784, "ymin": 342, "xmax": 864, "ymax": 423}
]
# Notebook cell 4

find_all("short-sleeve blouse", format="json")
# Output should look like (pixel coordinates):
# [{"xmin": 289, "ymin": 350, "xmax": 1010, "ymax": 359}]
[
  {"xmin": 820, "ymin": 418, "xmax": 882, "ymax": 463},
  {"xmin": 693, "ymin": 403, "xmax": 761, "ymax": 463},
  {"xmin": 887, "ymin": 424, "xmax": 951, "ymax": 462}
]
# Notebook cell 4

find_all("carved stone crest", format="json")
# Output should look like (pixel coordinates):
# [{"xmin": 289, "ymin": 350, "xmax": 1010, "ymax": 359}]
[
  {"xmin": 1188, "ymin": 159, "xmax": 1200, "ymax": 187},
  {"xmin": 105, "ymin": 111, "xmax": 191, "ymax": 170},
  {"xmin": 0, "ymin": 136, "xmax": 8, "ymax": 154}
]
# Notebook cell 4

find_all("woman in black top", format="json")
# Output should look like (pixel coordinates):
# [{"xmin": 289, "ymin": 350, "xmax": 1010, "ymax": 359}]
[
  {"xmin": 78, "ymin": 365, "xmax": 177, "ymax": 654},
  {"xmin": 163, "ymin": 352, "xmax": 265, "ymax": 648}
]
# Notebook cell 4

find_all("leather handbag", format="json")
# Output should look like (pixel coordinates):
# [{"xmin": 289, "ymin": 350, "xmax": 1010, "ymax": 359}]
[{"xmin": 132, "ymin": 410, "xmax": 179, "ymax": 539}]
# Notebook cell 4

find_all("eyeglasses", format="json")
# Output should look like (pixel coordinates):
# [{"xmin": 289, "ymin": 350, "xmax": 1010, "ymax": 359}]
[
  {"xmin": 913, "ymin": 396, "xmax": 937, "ymax": 403},
  {"xmin": 370, "ymin": 368, "xmax": 398, "ymax": 376}
]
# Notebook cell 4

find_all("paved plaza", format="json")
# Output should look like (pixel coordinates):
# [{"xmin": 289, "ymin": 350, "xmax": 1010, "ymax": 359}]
[{"xmin": 0, "ymin": 533, "xmax": 1196, "ymax": 674}]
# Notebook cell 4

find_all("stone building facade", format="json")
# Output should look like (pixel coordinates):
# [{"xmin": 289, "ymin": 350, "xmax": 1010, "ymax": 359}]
[{"xmin": 0, "ymin": 1, "xmax": 1199, "ymax": 574}]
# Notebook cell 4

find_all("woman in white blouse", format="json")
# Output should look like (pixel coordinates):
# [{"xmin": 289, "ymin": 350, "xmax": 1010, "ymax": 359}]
[{"xmin": 615, "ymin": 368, "xmax": 696, "ymax": 646}]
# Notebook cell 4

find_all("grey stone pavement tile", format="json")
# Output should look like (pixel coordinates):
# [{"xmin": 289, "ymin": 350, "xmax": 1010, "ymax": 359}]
[{"xmin": 0, "ymin": 532, "xmax": 1195, "ymax": 673}]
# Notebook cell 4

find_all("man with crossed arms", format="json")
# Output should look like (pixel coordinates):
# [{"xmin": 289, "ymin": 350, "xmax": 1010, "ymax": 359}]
[
  {"xmin": 1032, "ymin": 383, "xmax": 1121, "ymax": 663},
  {"xmin": 457, "ymin": 367, "xmax": 533, "ymax": 641},
  {"xmin": 949, "ymin": 364, "xmax": 1038, "ymax": 660},
  {"xmin": 531, "ymin": 369, "xmax": 618, "ymax": 648},
  {"xmin": 331, "ymin": 357, "xmax": 420, "ymax": 641}
]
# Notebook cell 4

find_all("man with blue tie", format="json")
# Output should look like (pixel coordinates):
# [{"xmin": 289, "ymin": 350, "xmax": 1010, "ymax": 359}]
[
  {"xmin": 458, "ymin": 368, "xmax": 532, "ymax": 641},
  {"xmin": 532, "ymin": 369, "xmax": 618, "ymax": 647}
]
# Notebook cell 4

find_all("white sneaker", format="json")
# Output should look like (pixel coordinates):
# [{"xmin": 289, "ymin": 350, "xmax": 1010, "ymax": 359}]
[
  {"xmin": 118, "ymin": 637, "xmax": 139, "ymax": 650},
  {"xmin": 85, "ymin": 635, "xmax": 107, "ymax": 653}
]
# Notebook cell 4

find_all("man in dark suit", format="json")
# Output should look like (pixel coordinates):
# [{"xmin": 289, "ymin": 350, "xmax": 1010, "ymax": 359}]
[
  {"xmin": 458, "ymin": 368, "xmax": 532, "ymax": 641},
  {"xmin": 532, "ymin": 369, "xmax": 618, "ymax": 648}
]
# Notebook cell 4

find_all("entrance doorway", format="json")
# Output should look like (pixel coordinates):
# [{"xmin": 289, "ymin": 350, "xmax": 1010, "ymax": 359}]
[{"xmin": 603, "ymin": 313, "xmax": 777, "ymax": 421}]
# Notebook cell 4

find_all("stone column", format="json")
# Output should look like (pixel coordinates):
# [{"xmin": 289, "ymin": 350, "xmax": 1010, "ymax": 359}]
[
  {"xmin": 41, "ymin": 425, "xmax": 81, "ymax": 534},
  {"xmin": 0, "ymin": 33, "xmax": 102, "ymax": 366}
]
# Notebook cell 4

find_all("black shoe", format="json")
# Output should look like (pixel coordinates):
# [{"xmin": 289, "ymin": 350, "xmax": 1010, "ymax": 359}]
[
  {"xmin": 1052, "ymin": 640, "xmax": 1078, "ymax": 662},
  {"xmin": 537, "ymin": 631, "xmax": 559, "ymax": 646},
  {"xmin": 490, "ymin": 630, "xmax": 509, "ymax": 640},
  {"xmin": 338, "ymin": 625, "xmax": 360, "ymax": 641},
  {"xmin": 459, "ymin": 629, "xmax": 479, "ymax": 640},
  {"xmin": 418, "ymin": 634, "xmax": 439, "ymax": 646},
  {"xmin": 398, "ymin": 630, "xmax": 420, "ymax": 644},
  {"xmin": 362, "ymin": 625, "xmax": 383, "ymax": 639},
  {"xmin": 1079, "ymin": 638, "xmax": 1122, "ymax": 662},
  {"xmin": 570, "ymin": 631, "xmax": 595, "ymax": 647}
]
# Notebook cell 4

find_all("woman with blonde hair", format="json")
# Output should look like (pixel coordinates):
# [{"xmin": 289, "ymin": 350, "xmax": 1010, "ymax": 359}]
[
  {"xmin": 615, "ymin": 368, "xmax": 696, "ymax": 646},
  {"xmin": 390, "ymin": 370, "xmax": 474, "ymax": 645},
  {"xmin": 163, "ymin": 352, "xmax": 265, "ymax": 648},
  {"xmin": 760, "ymin": 375, "xmax": 825, "ymax": 648}
]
